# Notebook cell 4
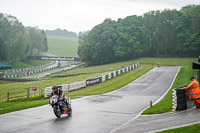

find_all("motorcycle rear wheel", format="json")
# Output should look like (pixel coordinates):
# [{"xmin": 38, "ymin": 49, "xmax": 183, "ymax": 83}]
[{"xmin": 68, "ymin": 108, "xmax": 72, "ymax": 116}]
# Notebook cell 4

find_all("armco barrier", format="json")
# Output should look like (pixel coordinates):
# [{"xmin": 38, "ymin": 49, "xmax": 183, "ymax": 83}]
[
  {"xmin": 105, "ymin": 74, "xmax": 109, "ymax": 80},
  {"xmin": 86, "ymin": 78, "xmax": 99, "ymax": 86},
  {"xmin": 118, "ymin": 69, "xmax": 121, "ymax": 75},
  {"xmin": 102, "ymin": 75, "xmax": 106, "ymax": 82},
  {"xmin": 120, "ymin": 69, "xmax": 123, "ymax": 74},
  {"xmin": 108, "ymin": 73, "xmax": 112, "ymax": 79},
  {"xmin": 68, "ymin": 80, "xmax": 86, "ymax": 92},
  {"xmin": 116, "ymin": 71, "xmax": 118, "ymax": 76},
  {"xmin": 45, "ymin": 63, "xmax": 139, "ymax": 98},
  {"xmin": 113, "ymin": 71, "xmax": 116, "ymax": 77},
  {"xmin": 126, "ymin": 67, "xmax": 129, "ymax": 72},
  {"xmin": 111, "ymin": 73, "xmax": 114, "ymax": 79},
  {"xmin": 45, "ymin": 87, "xmax": 52, "ymax": 97},
  {"xmin": 61, "ymin": 84, "xmax": 69, "ymax": 92},
  {"xmin": 99, "ymin": 77, "xmax": 102, "ymax": 83}
]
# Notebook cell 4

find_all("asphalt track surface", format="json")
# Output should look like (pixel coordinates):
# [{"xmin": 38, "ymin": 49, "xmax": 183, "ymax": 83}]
[
  {"xmin": 0, "ymin": 67, "xmax": 180, "ymax": 133},
  {"xmin": 113, "ymin": 101, "xmax": 200, "ymax": 133}
]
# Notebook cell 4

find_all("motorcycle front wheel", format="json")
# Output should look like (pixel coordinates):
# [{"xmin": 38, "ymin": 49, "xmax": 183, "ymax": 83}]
[{"xmin": 53, "ymin": 107, "xmax": 61, "ymax": 118}]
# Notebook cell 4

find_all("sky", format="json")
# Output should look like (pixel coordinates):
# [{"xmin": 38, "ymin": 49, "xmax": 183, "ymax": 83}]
[{"xmin": 0, "ymin": 0, "xmax": 200, "ymax": 34}]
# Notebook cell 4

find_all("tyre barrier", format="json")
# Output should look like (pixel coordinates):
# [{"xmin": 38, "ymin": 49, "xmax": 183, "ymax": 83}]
[
  {"xmin": 0, "ymin": 78, "xmax": 42, "ymax": 82},
  {"xmin": 0, "ymin": 61, "xmax": 58, "ymax": 78},
  {"xmin": 45, "ymin": 63, "xmax": 139, "ymax": 97},
  {"xmin": 172, "ymin": 88, "xmax": 187, "ymax": 110}
]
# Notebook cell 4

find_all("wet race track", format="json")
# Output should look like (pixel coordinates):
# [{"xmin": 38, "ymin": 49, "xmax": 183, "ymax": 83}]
[{"xmin": 0, "ymin": 67, "xmax": 180, "ymax": 133}]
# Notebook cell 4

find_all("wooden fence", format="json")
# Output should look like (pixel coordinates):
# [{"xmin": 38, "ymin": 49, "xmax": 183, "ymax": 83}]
[{"xmin": 7, "ymin": 87, "xmax": 43, "ymax": 102}]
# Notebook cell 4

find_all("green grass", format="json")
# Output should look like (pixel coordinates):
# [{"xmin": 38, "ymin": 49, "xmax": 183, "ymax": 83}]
[
  {"xmin": 11, "ymin": 60, "xmax": 50, "ymax": 69},
  {"xmin": 0, "ymin": 96, "xmax": 48, "ymax": 114},
  {"xmin": 158, "ymin": 123, "xmax": 200, "ymax": 133},
  {"xmin": 0, "ymin": 60, "xmax": 50, "ymax": 70},
  {"xmin": 47, "ymin": 36, "xmax": 79, "ymax": 57}
]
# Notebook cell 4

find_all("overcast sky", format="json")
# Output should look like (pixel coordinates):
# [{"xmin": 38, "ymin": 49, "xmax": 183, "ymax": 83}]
[{"xmin": 0, "ymin": 0, "xmax": 199, "ymax": 33}]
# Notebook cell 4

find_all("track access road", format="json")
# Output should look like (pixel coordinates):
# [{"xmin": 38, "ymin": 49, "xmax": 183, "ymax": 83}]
[{"xmin": 0, "ymin": 67, "xmax": 180, "ymax": 133}]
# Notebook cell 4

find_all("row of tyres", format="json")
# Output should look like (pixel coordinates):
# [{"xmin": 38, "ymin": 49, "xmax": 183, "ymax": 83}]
[
  {"xmin": 172, "ymin": 87, "xmax": 187, "ymax": 110},
  {"xmin": 45, "ymin": 63, "xmax": 139, "ymax": 97},
  {"xmin": 0, "ymin": 61, "xmax": 57, "ymax": 78}
]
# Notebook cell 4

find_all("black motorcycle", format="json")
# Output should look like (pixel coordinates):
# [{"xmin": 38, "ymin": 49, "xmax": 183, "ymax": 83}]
[{"xmin": 50, "ymin": 95, "xmax": 72, "ymax": 118}]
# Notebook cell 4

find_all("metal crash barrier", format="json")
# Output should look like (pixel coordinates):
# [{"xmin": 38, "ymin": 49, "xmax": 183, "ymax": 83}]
[{"xmin": 45, "ymin": 63, "xmax": 139, "ymax": 97}]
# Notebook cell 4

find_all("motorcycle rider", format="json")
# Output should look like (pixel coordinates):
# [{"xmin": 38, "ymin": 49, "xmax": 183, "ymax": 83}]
[{"xmin": 51, "ymin": 85, "xmax": 69, "ymax": 108}]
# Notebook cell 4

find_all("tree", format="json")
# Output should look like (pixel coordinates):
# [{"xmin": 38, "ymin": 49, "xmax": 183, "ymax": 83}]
[
  {"xmin": 77, "ymin": 5, "xmax": 200, "ymax": 66},
  {"xmin": 41, "ymin": 30, "xmax": 48, "ymax": 52},
  {"xmin": 0, "ymin": 13, "xmax": 27, "ymax": 63},
  {"xmin": 26, "ymin": 28, "xmax": 44, "ymax": 55},
  {"xmin": 8, "ymin": 33, "xmax": 28, "ymax": 63},
  {"xmin": 78, "ymin": 32, "xmax": 90, "ymax": 62},
  {"xmin": 78, "ymin": 18, "xmax": 117, "ymax": 65},
  {"xmin": 142, "ymin": 11, "xmax": 160, "ymax": 56},
  {"xmin": 114, "ymin": 15, "xmax": 143, "ymax": 59},
  {"xmin": 176, "ymin": 5, "xmax": 200, "ymax": 57}
]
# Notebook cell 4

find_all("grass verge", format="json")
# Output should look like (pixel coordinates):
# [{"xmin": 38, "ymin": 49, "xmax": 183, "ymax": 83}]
[
  {"xmin": 11, "ymin": 60, "xmax": 50, "ymax": 69},
  {"xmin": 0, "ymin": 96, "xmax": 48, "ymax": 114},
  {"xmin": 158, "ymin": 123, "xmax": 200, "ymax": 133}
]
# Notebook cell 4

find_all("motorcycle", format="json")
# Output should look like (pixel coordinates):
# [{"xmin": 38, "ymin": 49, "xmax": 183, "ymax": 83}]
[{"xmin": 50, "ymin": 95, "xmax": 72, "ymax": 118}]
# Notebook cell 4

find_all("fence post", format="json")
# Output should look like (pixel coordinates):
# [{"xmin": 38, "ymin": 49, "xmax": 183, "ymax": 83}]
[
  {"xmin": 27, "ymin": 88, "xmax": 30, "ymax": 99},
  {"xmin": 7, "ymin": 92, "xmax": 9, "ymax": 102}
]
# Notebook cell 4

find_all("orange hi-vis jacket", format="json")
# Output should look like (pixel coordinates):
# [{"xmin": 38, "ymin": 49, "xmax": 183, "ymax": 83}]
[{"xmin": 185, "ymin": 79, "xmax": 200, "ymax": 99}]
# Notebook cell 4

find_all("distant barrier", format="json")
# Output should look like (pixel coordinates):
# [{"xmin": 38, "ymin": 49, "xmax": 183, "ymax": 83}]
[
  {"xmin": 86, "ymin": 78, "xmax": 101, "ymax": 86},
  {"xmin": 27, "ymin": 56, "xmax": 81, "ymax": 61},
  {"xmin": 45, "ymin": 63, "xmax": 139, "ymax": 98},
  {"xmin": 68, "ymin": 80, "xmax": 86, "ymax": 92},
  {"xmin": 0, "ymin": 78, "xmax": 42, "ymax": 82},
  {"xmin": 0, "ymin": 61, "xmax": 58, "ymax": 78}
]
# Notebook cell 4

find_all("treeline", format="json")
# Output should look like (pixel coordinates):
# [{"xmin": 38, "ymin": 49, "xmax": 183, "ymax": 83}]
[
  {"xmin": 78, "ymin": 5, "xmax": 200, "ymax": 65},
  {"xmin": 0, "ymin": 13, "xmax": 48, "ymax": 64},
  {"xmin": 45, "ymin": 28, "xmax": 77, "ymax": 38}
]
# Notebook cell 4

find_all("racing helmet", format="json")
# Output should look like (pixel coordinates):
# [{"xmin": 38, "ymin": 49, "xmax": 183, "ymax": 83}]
[{"xmin": 52, "ymin": 85, "xmax": 59, "ymax": 93}]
